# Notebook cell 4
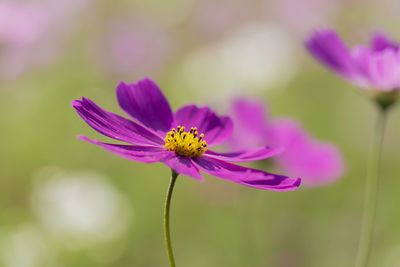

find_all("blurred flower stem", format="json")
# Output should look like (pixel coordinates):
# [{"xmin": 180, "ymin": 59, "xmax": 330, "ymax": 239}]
[
  {"xmin": 355, "ymin": 106, "xmax": 388, "ymax": 267},
  {"xmin": 164, "ymin": 169, "xmax": 178, "ymax": 267}
]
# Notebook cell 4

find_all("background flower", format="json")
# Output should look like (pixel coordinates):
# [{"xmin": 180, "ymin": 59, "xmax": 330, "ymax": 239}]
[
  {"xmin": 229, "ymin": 98, "xmax": 344, "ymax": 187},
  {"xmin": 0, "ymin": 0, "xmax": 91, "ymax": 80},
  {"xmin": 95, "ymin": 18, "xmax": 173, "ymax": 79},
  {"xmin": 306, "ymin": 29, "xmax": 400, "ymax": 92}
]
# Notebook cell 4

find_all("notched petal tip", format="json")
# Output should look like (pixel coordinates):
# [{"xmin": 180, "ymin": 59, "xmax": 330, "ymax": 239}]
[
  {"xmin": 116, "ymin": 77, "xmax": 156, "ymax": 92},
  {"xmin": 76, "ymin": 135, "xmax": 91, "ymax": 142},
  {"xmin": 70, "ymin": 99, "xmax": 83, "ymax": 108},
  {"xmin": 71, "ymin": 95, "xmax": 164, "ymax": 145},
  {"xmin": 116, "ymin": 81, "xmax": 129, "ymax": 90},
  {"xmin": 193, "ymin": 156, "xmax": 301, "ymax": 192},
  {"xmin": 139, "ymin": 76, "xmax": 157, "ymax": 84},
  {"xmin": 290, "ymin": 177, "xmax": 302, "ymax": 190}
]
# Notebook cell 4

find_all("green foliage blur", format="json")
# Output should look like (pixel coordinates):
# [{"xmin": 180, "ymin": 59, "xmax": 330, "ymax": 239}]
[{"xmin": 1, "ymin": 0, "xmax": 400, "ymax": 266}]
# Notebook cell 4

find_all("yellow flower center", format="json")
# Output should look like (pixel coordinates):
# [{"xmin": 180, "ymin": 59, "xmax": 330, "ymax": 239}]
[{"xmin": 164, "ymin": 126, "xmax": 208, "ymax": 157}]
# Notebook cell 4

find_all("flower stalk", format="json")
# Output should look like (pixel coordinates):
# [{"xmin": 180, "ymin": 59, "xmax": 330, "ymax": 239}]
[
  {"xmin": 355, "ymin": 106, "xmax": 388, "ymax": 267},
  {"xmin": 164, "ymin": 169, "xmax": 178, "ymax": 267}
]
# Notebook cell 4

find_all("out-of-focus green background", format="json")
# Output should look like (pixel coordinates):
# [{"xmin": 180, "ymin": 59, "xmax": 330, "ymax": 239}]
[{"xmin": 1, "ymin": 0, "xmax": 400, "ymax": 266}]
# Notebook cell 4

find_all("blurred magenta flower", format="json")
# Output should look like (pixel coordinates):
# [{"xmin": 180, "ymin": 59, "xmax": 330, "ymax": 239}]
[
  {"xmin": 191, "ymin": 0, "xmax": 251, "ymax": 37},
  {"xmin": 229, "ymin": 98, "xmax": 344, "ymax": 187},
  {"xmin": 97, "ymin": 19, "xmax": 172, "ymax": 77},
  {"xmin": 306, "ymin": 29, "xmax": 400, "ymax": 92},
  {"xmin": 72, "ymin": 78, "xmax": 301, "ymax": 191},
  {"xmin": 307, "ymin": 29, "xmax": 397, "ymax": 267},
  {"xmin": 0, "ymin": 1, "xmax": 52, "ymax": 78},
  {"xmin": 0, "ymin": 0, "xmax": 91, "ymax": 79},
  {"xmin": 267, "ymin": 0, "xmax": 340, "ymax": 36}
]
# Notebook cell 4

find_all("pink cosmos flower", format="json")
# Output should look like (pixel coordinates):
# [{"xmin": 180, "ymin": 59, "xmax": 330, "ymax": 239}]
[
  {"xmin": 229, "ymin": 98, "xmax": 344, "ymax": 187},
  {"xmin": 266, "ymin": 0, "xmax": 340, "ymax": 36},
  {"xmin": 306, "ymin": 29, "xmax": 400, "ymax": 92},
  {"xmin": 72, "ymin": 78, "xmax": 301, "ymax": 191},
  {"xmin": 0, "ymin": 0, "xmax": 91, "ymax": 79},
  {"xmin": 97, "ymin": 19, "xmax": 172, "ymax": 77}
]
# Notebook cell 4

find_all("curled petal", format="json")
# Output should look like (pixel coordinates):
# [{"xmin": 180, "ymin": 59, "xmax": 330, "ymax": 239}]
[
  {"xmin": 72, "ymin": 97, "xmax": 164, "ymax": 145},
  {"xmin": 205, "ymin": 146, "xmax": 283, "ymax": 162},
  {"xmin": 174, "ymin": 105, "xmax": 233, "ymax": 146},
  {"xmin": 78, "ymin": 135, "xmax": 172, "ymax": 163},
  {"xmin": 193, "ymin": 156, "xmax": 301, "ymax": 191},
  {"xmin": 116, "ymin": 78, "xmax": 174, "ymax": 134}
]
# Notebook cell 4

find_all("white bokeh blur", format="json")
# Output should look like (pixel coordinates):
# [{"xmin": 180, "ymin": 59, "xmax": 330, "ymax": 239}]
[
  {"xmin": 31, "ymin": 167, "xmax": 131, "ymax": 248},
  {"xmin": 175, "ymin": 22, "xmax": 298, "ymax": 101}
]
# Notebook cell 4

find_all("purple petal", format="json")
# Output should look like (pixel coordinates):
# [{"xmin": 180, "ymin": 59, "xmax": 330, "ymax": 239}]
[
  {"xmin": 271, "ymin": 120, "xmax": 344, "ymax": 187},
  {"xmin": 353, "ymin": 47, "xmax": 400, "ymax": 91},
  {"xmin": 365, "ymin": 49, "xmax": 400, "ymax": 90},
  {"xmin": 268, "ymin": 119, "xmax": 306, "ymax": 149},
  {"xmin": 163, "ymin": 155, "xmax": 203, "ymax": 181},
  {"xmin": 370, "ymin": 32, "xmax": 399, "ymax": 52},
  {"xmin": 305, "ymin": 29, "xmax": 357, "ymax": 79},
  {"xmin": 229, "ymin": 98, "xmax": 272, "ymax": 148},
  {"xmin": 352, "ymin": 46, "xmax": 373, "ymax": 87},
  {"xmin": 227, "ymin": 98, "xmax": 345, "ymax": 188},
  {"xmin": 173, "ymin": 105, "xmax": 233, "ymax": 146},
  {"xmin": 277, "ymin": 140, "xmax": 344, "ymax": 187},
  {"xmin": 231, "ymin": 99, "xmax": 269, "ymax": 134},
  {"xmin": 71, "ymin": 97, "xmax": 164, "ymax": 145},
  {"xmin": 193, "ymin": 156, "xmax": 301, "ymax": 191},
  {"xmin": 78, "ymin": 136, "xmax": 173, "ymax": 163},
  {"xmin": 116, "ymin": 78, "xmax": 174, "ymax": 134},
  {"xmin": 205, "ymin": 146, "xmax": 283, "ymax": 162}
]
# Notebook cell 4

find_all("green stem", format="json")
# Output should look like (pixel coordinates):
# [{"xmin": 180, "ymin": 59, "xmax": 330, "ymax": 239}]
[
  {"xmin": 355, "ymin": 108, "xmax": 388, "ymax": 267},
  {"xmin": 164, "ymin": 169, "xmax": 178, "ymax": 267}
]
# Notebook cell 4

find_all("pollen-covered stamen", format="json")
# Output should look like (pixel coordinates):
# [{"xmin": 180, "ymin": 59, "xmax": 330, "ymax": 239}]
[{"xmin": 164, "ymin": 126, "xmax": 208, "ymax": 157}]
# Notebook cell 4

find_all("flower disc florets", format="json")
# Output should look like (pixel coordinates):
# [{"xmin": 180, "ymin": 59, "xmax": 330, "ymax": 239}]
[{"xmin": 164, "ymin": 126, "xmax": 208, "ymax": 157}]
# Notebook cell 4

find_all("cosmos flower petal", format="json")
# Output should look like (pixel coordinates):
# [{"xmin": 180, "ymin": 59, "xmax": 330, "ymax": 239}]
[
  {"xmin": 271, "ymin": 120, "xmax": 344, "ymax": 187},
  {"xmin": 229, "ymin": 98, "xmax": 343, "ymax": 187},
  {"xmin": 365, "ymin": 49, "xmax": 400, "ymax": 90},
  {"xmin": 73, "ymin": 79, "xmax": 301, "ymax": 191},
  {"xmin": 228, "ymin": 98, "xmax": 272, "ymax": 148},
  {"xmin": 205, "ymin": 146, "xmax": 283, "ymax": 162},
  {"xmin": 370, "ymin": 32, "xmax": 399, "ymax": 52},
  {"xmin": 78, "ymin": 135, "xmax": 173, "ymax": 163},
  {"xmin": 116, "ymin": 78, "xmax": 174, "ymax": 134},
  {"xmin": 193, "ymin": 156, "xmax": 301, "ymax": 191},
  {"xmin": 353, "ymin": 47, "xmax": 400, "ymax": 90},
  {"xmin": 307, "ymin": 29, "xmax": 400, "ymax": 92},
  {"xmin": 352, "ymin": 46, "xmax": 373, "ymax": 79},
  {"xmin": 174, "ymin": 105, "xmax": 233, "ymax": 146},
  {"xmin": 231, "ymin": 99, "xmax": 269, "ymax": 133},
  {"xmin": 72, "ymin": 97, "xmax": 164, "ymax": 145},
  {"xmin": 163, "ymin": 155, "xmax": 203, "ymax": 181},
  {"xmin": 305, "ymin": 29, "xmax": 356, "ymax": 79}
]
